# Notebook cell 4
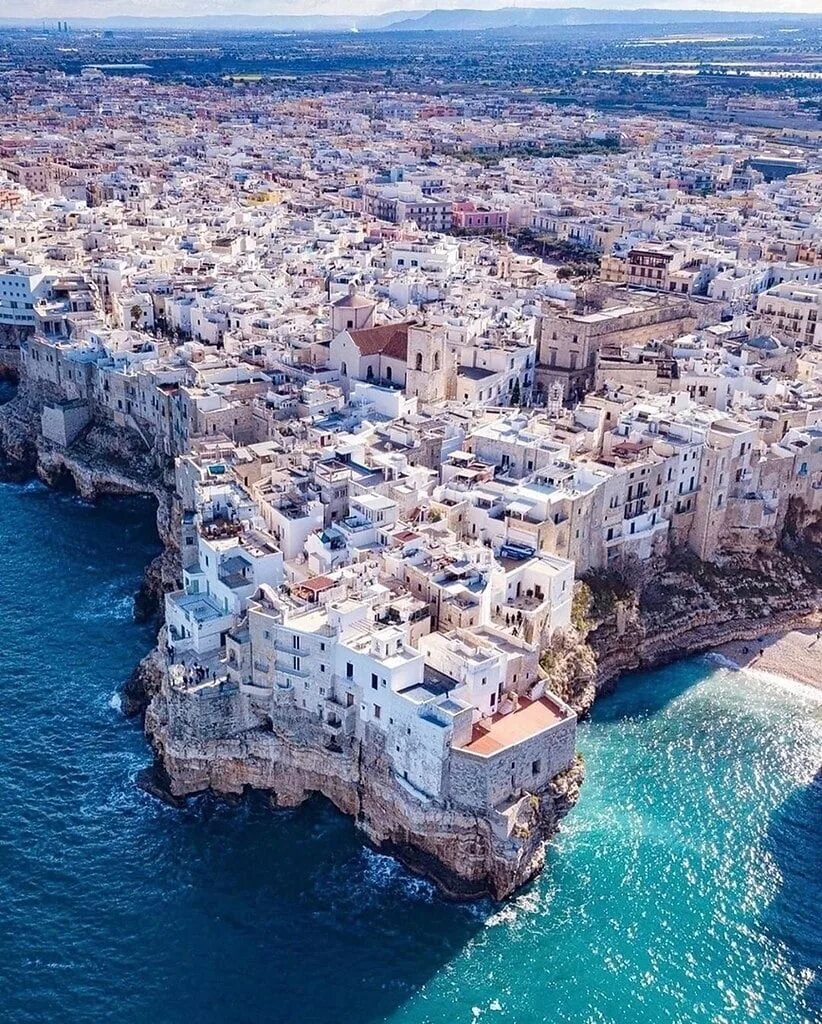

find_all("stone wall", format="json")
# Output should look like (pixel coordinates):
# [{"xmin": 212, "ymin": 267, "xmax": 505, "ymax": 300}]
[
  {"xmin": 165, "ymin": 682, "xmax": 253, "ymax": 743},
  {"xmin": 448, "ymin": 715, "xmax": 577, "ymax": 810},
  {"xmin": 41, "ymin": 400, "xmax": 91, "ymax": 447}
]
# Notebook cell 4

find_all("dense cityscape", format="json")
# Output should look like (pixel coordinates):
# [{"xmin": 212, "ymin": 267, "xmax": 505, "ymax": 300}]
[{"xmin": 0, "ymin": 9, "xmax": 820, "ymax": 1023}]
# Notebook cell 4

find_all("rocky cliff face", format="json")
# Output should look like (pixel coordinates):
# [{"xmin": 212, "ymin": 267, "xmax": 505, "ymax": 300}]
[
  {"xmin": 585, "ymin": 548, "xmax": 821, "ymax": 690},
  {"xmin": 0, "ymin": 383, "xmax": 181, "ymax": 621},
  {"xmin": 0, "ymin": 387, "xmax": 38, "ymax": 480},
  {"xmin": 144, "ymin": 678, "xmax": 585, "ymax": 900}
]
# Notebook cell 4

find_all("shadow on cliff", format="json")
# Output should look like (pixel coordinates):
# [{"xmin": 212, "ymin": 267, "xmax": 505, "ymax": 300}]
[
  {"xmin": 144, "ymin": 791, "xmax": 490, "ymax": 1024},
  {"xmin": 760, "ymin": 766, "xmax": 822, "ymax": 1017},
  {"xmin": 0, "ymin": 376, "xmax": 17, "ymax": 404}
]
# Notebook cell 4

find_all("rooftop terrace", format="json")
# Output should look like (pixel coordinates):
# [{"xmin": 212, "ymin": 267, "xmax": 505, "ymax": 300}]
[{"xmin": 457, "ymin": 695, "xmax": 568, "ymax": 756}]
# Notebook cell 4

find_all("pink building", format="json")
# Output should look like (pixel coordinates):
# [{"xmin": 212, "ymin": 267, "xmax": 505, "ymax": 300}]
[{"xmin": 452, "ymin": 201, "xmax": 509, "ymax": 234}]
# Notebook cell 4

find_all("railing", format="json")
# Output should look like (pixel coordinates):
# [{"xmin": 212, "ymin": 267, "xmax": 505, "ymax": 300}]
[
  {"xmin": 273, "ymin": 637, "xmax": 313, "ymax": 656},
  {"xmin": 274, "ymin": 659, "xmax": 310, "ymax": 679}
]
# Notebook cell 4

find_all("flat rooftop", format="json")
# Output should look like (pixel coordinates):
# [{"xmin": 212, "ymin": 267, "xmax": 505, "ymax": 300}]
[{"xmin": 457, "ymin": 696, "xmax": 566, "ymax": 756}]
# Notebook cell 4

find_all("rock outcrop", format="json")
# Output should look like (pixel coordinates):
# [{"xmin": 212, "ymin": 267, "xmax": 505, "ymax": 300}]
[
  {"xmin": 585, "ymin": 548, "xmax": 821, "ymax": 689},
  {"xmin": 0, "ymin": 382, "xmax": 182, "ymax": 625},
  {"xmin": 0, "ymin": 387, "xmax": 39, "ymax": 480},
  {"xmin": 145, "ymin": 674, "xmax": 585, "ymax": 900},
  {"xmin": 136, "ymin": 527, "xmax": 821, "ymax": 901},
  {"xmin": 122, "ymin": 646, "xmax": 167, "ymax": 718}
]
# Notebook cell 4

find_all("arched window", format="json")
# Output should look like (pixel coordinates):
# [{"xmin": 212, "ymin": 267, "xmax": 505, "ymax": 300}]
[
  {"xmin": 386, "ymin": 366, "xmax": 392, "ymax": 382},
  {"xmin": 415, "ymin": 353, "xmax": 423, "ymax": 371},
  {"xmin": 433, "ymin": 352, "xmax": 441, "ymax": 371},
  {"xmin": 366, "ymin": 365, "xmax": 374, "ymax": 380},
  {"xmin": 340, "ymin": 361, "xmax": 347, "ymax": 376}
]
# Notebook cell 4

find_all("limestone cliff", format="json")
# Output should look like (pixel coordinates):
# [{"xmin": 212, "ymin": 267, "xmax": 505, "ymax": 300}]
[
  {"xmin": 144, "ymin": 675, "xmax": 585, "ymax": 900},
  {"xmin": 0, "ymin": 382, "xmax": 181, "ymax": 622},
  {"xmin": 585, "ymin": 548, "xmax": 821, "ymax": 690},
  {"xmin": 0, "ymin": 386, "xmax": 38, "ymax": 480}
]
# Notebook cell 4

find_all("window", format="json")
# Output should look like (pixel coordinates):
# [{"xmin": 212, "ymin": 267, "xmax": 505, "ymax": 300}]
[
  {"xmin": 374, "ymin": 704, "xmax": 381, "ymax": 720},
  {"xmin": 532, "ymin": 759, "xmax": 542, "ymax": 775},
  {"xmin": 346, "ymin": 662, "xmax": 353, "ymax": 678},
  {"xmin": 371, "ymin": 673, "xmax": 378, "ymax": 690}
]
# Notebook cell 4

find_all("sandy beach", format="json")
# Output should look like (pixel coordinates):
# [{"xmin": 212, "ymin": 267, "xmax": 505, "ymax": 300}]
[{"xmin": 711, "ymin": 620, "xmax": 822, "ymax": 691}]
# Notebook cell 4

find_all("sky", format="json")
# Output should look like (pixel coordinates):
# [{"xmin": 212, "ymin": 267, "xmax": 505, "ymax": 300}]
[{"xmin": 11, "ymin": 0, "xmax": 822, "ymax": 18}]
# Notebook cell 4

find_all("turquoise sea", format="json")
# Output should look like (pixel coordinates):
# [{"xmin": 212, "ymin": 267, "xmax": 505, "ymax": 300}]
[{"xmin": 0, "ymin": 480, "xmax": 819, "ymax": 1024}]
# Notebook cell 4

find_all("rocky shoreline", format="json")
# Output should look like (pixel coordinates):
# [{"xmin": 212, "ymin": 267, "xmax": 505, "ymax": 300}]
[
  {"xmin": 0, "ymin": 383, "xmax": 181, "ymax": 621},
  {"xmin": 2, "ymin": 385, "xmax": 820, "ymax": 900}
]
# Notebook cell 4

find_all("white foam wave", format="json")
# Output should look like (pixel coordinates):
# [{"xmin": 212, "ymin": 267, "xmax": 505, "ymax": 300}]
[
  {"xmin": 704, "ymin": 652, "xmax": 740, "ymax": 671},
  {"xmin": 360, "ymin": 847, "xmax": 437, "ymax": 902},
  {"xmin": 75, "ymin": 593, "xmax": 134, "ymax": 623}
]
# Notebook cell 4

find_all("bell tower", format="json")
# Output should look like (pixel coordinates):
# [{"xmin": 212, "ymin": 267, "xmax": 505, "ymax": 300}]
[{"xmin": 405, "ymin": 325, "xmax": 451, "ymax": 404}]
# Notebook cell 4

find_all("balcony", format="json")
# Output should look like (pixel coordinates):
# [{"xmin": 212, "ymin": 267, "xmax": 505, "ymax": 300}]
[
  {"xmin": 623, "ymin": 500, "xmax": 647, "ymax": 521},
  {"xmin": 322, "ymin": 698, "xmax": 357, "ymax": 737},
  {"xmin": 274, "ymin": 657, "xmax": 310, "ymax": 679},
  {"xmin": 273, "ymin": 637, "xmax": 313, "ymax": 656}
]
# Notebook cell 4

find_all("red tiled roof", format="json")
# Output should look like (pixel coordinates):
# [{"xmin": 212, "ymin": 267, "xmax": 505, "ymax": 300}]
[
  {"xmin": 299, "ymin": 575, "xmax": 335, "ymax": 593},
  {"xmin": 458, "ymin": 697, "xmax": 565, "ymax": 756},
  {"xmin": 393, "ymin": 530, "xmax": 420, "ymax": 543},
  {"xmin": 349, "ymin": 322, "xmax": 410, "ymax": 361}
]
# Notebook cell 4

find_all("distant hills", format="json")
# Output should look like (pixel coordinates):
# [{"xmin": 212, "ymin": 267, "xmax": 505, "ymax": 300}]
[
  {"xmin": 1, "ymin": 7, "xmax": 818, "ymax": 33},
  {"xmin": 381, "ymin": 7, "xmax": 817, "ymax": 32}
]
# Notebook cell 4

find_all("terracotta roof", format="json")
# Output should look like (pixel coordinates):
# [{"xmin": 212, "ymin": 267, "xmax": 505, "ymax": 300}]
[
  {"xmin": 393, "ymin": 530, "xmax": 420, "ymax": 543},
  {"xmin": 298, "ymin": 575, "xmax": 335, "ymax": 593},
  {"xmin": 349, "ymin": 322, "xmax": 410, "ymax": 361},
  {"xmin": 459, "ymin": 696, "xmax": 565, "ymax": 756}
]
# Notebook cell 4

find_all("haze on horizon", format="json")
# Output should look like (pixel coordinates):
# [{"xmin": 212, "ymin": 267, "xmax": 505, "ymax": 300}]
[{"xmin": 12, "ymin": 0, "xmax": 822, "ymax": 20}]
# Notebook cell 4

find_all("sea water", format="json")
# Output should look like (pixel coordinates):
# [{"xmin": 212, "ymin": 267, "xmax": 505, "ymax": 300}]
[{"xmin": 1, "ymin": 481, "xmax": 819, "ymax": 1024}]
